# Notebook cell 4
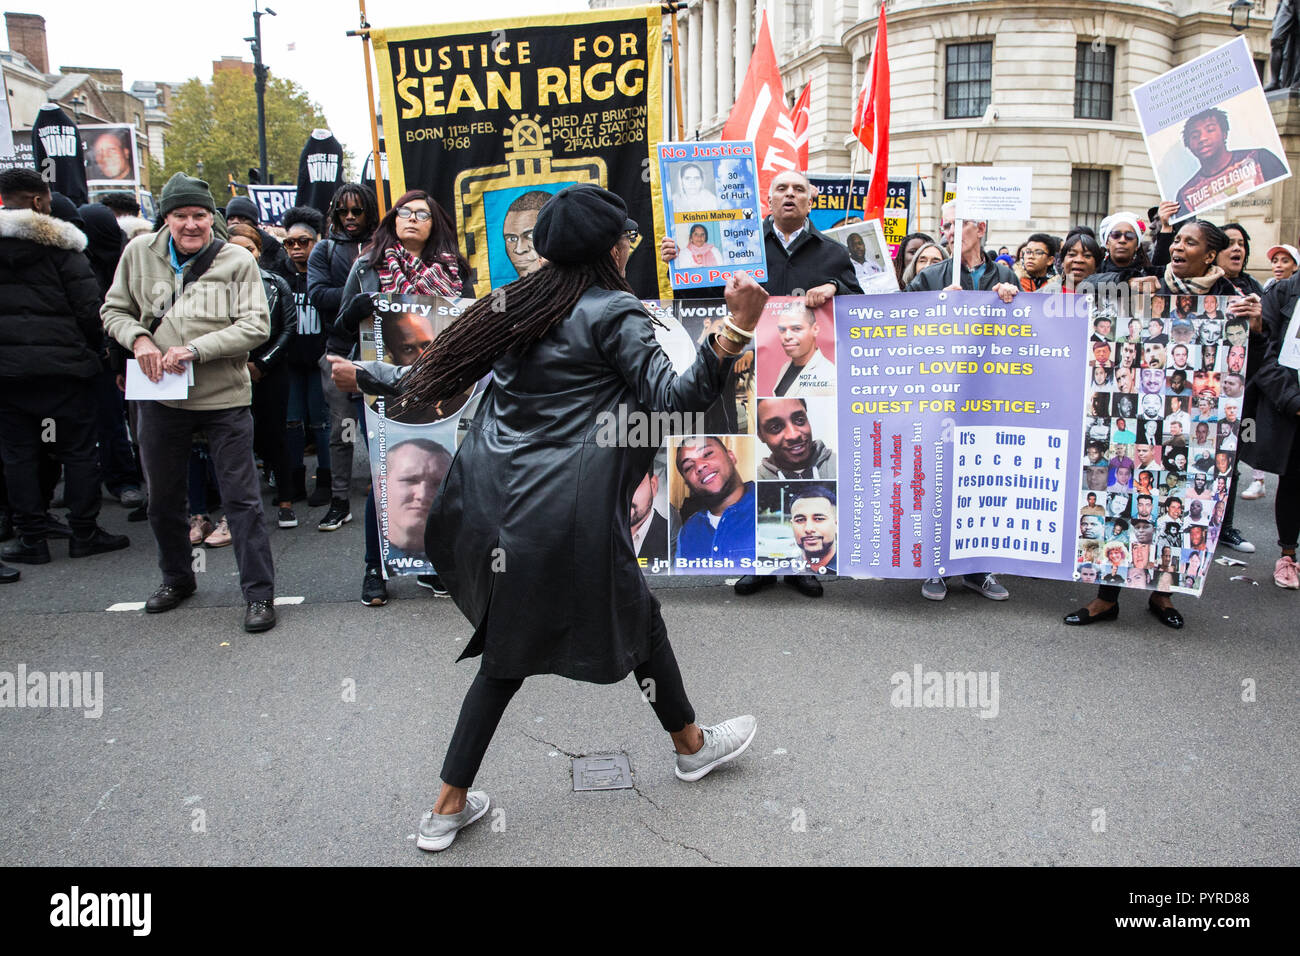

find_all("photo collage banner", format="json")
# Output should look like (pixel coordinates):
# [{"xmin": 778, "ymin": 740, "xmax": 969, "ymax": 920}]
[{"xmin": 360, "ymin": 291, "xmax": 1248, "ymax": 596}]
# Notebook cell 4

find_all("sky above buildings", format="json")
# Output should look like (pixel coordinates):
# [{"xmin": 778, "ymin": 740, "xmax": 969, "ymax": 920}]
[{"xmin": 40, "ymin": 0, "xmax": 591, "ymax": 171}]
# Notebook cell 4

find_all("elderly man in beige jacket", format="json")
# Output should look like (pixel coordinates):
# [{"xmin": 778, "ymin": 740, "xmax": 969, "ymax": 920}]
[{"xmin": 102, "ymin": 172, "xmax": 278, "ymax": 633}]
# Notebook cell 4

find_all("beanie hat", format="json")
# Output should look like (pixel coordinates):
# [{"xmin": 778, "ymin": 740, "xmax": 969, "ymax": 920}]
[
  {"xmin": 160, "ymin": 172, "xmax": 215, "ymax": 217},
  {"xmin": 225, "ymin": 195, "xmax": 259, "ymax": 224},
  {"xmin": 533, "ymin": 184, "xmax": 631, "ymax": 265}
]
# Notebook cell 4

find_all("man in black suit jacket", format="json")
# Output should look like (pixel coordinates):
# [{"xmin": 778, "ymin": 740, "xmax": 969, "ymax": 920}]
[{"xmin": 630, "ymin": 468, "xmax": 668, "ymax": 565}]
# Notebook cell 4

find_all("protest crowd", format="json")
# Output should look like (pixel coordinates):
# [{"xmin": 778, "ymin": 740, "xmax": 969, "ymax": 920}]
[
  {"xmin": 4, "ymin": 166, "xmax": 1299, "ymax": 625},
  {"xmin": 3, "ymin": 3, "xmax": 1300, "ymax": 856}
]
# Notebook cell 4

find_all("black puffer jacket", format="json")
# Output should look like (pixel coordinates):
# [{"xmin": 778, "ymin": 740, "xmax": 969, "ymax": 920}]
[
  {"xmin": 0, "ymin": 208, "xmax": 103, "ymax": 381},
  {"xmin": 1241, "ymin": 277, "xmax": 1300, "ymax": 474},
  {"xmin": 249, "ymin": 267, "xmax": 297, "ymax": 375},
  {"xmin": 307, "ymin": 230, "xmax": 367, "ymax": 353}
]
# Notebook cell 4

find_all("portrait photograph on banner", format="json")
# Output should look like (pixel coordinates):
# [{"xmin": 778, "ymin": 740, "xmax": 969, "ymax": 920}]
[
  {"xmin": 81, "ymin": 124, "xmax": 138, "ymax": 185},
  {"xmin": 1132, "ymin": 35, "xmax": 1291, "ymax": 222},
  {"xmin": 824, "ymin": 219, "xmax": 899, "ymax": 293},
  {"xmin": 357, "ymin": 293, "xmax": 484, "ymax": 577}
]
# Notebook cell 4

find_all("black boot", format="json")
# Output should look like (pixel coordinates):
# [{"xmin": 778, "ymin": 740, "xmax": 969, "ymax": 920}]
[
  {"xmin": 0, "ymin": 511, "xmax": 12, "ymax": 543},
  {"xmin": 0, "ymin": 561, "xmax": 18, "ymax": 583}
]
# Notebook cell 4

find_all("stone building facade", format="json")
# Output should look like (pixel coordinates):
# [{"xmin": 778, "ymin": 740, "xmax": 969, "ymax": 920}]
[{"xmin": 593, "ymin": 0, "xmax": 1290, "ymax": 261}]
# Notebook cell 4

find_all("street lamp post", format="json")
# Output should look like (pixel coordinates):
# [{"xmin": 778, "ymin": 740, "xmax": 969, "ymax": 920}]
[{"xmin": 246, "ymin": 2, "xmax": 278, "ymax": 185}]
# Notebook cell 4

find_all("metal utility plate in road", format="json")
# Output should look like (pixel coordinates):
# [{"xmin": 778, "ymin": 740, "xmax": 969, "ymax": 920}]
[{"xmin": 572, "ymin": 754, "xmax": 633, "ymax": 791}]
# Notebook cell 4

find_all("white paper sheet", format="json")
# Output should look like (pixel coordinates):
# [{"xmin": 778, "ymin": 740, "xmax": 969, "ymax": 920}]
[{"xmin": 125, "ymin": 359, "xmax": 191, "ymax": 400}]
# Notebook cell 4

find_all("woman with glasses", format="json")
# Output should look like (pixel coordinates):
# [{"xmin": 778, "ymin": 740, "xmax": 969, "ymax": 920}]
[
  {"xmin": 311, "ymin": 184, "xmax": 379, "ymax": 527},
  {"xmin": 331, "ymin": 190, "xmax": 470, "ymax": 607}
]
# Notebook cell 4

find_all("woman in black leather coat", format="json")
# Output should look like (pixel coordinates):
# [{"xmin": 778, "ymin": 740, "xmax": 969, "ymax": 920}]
[{"xmin": 337, "ymin": 185, "xmax": 767, "ymax": 851}]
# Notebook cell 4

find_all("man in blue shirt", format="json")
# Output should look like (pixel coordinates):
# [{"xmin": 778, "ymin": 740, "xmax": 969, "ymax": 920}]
[{"xmin": 673, "ymin": 437, "xmax": 755, "ymax": 566}]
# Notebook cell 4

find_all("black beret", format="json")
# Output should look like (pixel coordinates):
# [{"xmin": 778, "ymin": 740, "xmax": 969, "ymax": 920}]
[{"xmin": 532, "ymin": 184, "xmax": 628, "ymax": 265}]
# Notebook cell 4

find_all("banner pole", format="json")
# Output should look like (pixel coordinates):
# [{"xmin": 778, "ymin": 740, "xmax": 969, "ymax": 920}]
[
  {"xmin": 357, "ymin": 0, "xmax": 387, "ymax": 218},
  {"xmin": 846, "ymin": 143, "xmax": 858, "ymax": 219},
  {"xmin": 667, "ymin": 3, "xmax": 685, "ymax": 140}
]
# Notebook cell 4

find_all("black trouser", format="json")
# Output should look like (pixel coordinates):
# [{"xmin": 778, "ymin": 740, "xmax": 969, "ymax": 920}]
[
  {"xmin": 136, "ymin": 402, "xmax": 274, "ymax": 602},
  {"xmin": 95, "ymin": 367, "xmax": 141, "ymax": 494},
  {"xmin": 440, "ymin": 603, "xmax": 696, "ymax": 788},
  {"xmin": 0, "ymin": 378, "xmax": 102, "ymax": 539},
  {"xmin": 1275, "ymin": 436, "xmax": 1300, "ymax": 549},
  {"xmin": 1222, "ymin": 464, "xmax": 1242, "ymax": 531},
  {"xmin": 251, "ymin": 364, "xmax": 292, "ymax": 498}
]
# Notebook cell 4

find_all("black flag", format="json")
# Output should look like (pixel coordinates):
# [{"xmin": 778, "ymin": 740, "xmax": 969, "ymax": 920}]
[
  {"xmin": 31, "ymin": 104, "xmax": 87, "ymax": 205},
  {"xmin": 296, "ymin": 129, "xmax": 344, "ymax": 218}
]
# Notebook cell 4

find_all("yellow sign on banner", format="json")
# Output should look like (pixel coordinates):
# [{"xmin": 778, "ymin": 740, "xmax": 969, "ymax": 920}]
[{"xmin": 371, "ymin": 7, "xmax": 666, "ymax": 297}]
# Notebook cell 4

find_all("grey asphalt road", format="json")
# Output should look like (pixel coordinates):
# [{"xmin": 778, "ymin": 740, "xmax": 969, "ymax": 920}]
[{"xmin": 1, "ymin": 468, "xmax": 1296, "ymax": 867}]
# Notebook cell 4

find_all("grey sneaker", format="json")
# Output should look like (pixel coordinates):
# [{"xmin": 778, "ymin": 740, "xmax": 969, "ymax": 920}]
[
  {"xmin": 417, "ymin": 790, "xmax": 490, "ymax": 852},
  {"xmin": 963, "ymin": 573, "xmax": 1009, "ymax": 600},
  {"xmin": 674, "ymin": 715, "xmax": 757, "ymax": 782},
  {"xmin": 921, "ymin": 576, "xmax": 948, "ymax": 601}
]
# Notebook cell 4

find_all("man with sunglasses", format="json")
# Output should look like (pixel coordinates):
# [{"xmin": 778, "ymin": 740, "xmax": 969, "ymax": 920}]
[{"xmin": 308, "ymin": 184, "xmax": 378, "ymax": 531}]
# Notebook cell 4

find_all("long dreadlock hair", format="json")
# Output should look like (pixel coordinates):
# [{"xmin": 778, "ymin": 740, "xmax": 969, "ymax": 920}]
[{"xmin": 400, "ymin": 255, "xmax": 633, "ymax": 409}]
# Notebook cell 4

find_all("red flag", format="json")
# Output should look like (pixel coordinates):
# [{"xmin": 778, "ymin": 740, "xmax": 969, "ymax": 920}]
[
  {"xmin": 852, "ymin": 4, "xmax": 890, "ymax": 223},
  {"xmin": 722, "ymin": 11, "xmax": 799, "ymax": 215},
  {"xmin": 792, "ymin": 81, "xmax": 812, "ymax": 170}
]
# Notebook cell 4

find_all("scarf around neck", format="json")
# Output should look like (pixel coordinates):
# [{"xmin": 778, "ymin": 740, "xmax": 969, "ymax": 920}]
[
  {"xmin": 1162, "ymin": 262, "xmax": 1225, "ymax": 295},
  {"xmin": 378, "ymin": 242, "xmax": 461, "ymax": 296}
]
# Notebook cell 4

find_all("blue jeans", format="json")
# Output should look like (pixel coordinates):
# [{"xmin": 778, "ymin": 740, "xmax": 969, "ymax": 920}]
[{"xmin": 285, "ymin": 362, "xmax": 329, "ymax": 478}]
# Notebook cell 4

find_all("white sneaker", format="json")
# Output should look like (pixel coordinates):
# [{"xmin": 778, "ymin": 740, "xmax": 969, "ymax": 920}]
[
  {"xmin": 416, "ymin": 790, "xmax": 490, "ymax": 851},
  {"xmin": 675, "ymin": 715, "xmax": 757, "ymax": 782},
  {"xmin": 1241, "ymin": 479, "xmax": 1266, "ymax": 500}
]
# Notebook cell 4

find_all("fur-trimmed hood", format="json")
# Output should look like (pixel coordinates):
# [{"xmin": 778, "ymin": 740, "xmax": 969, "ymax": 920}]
[
  {"xmin": 117, "ymin": 215, "xmax": 156, "ymax": 239},
  {"xmin": 0, "ymin": 208, "xmax": 88, "ymax": 252}
]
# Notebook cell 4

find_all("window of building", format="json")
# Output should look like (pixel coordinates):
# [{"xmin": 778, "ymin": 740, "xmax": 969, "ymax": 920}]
[
  {"xmin": 1075, "ymin": 42, "xmax": 1114, "ymax": 120},
  {"xmin": 1071, "ymin": 168, "xmax": 1110, "ymax": 234},
  {"xmin": 945, "ymin": 42, "xmax": 992, "ymax": 120},
  {"xmin": 787, "ymin": 0, "xmax": 812, "ymax": 50}
]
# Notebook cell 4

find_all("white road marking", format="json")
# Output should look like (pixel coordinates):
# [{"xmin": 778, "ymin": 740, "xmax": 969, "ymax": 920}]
[{"xmin": 106, "ymin": 602, "xmax": 146, "ymax": 612}]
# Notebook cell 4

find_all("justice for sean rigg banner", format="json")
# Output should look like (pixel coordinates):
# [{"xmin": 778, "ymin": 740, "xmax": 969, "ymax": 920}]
[{"xmin": 372, "ymin": 7, "xmax": 664, "ymax": 298}]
